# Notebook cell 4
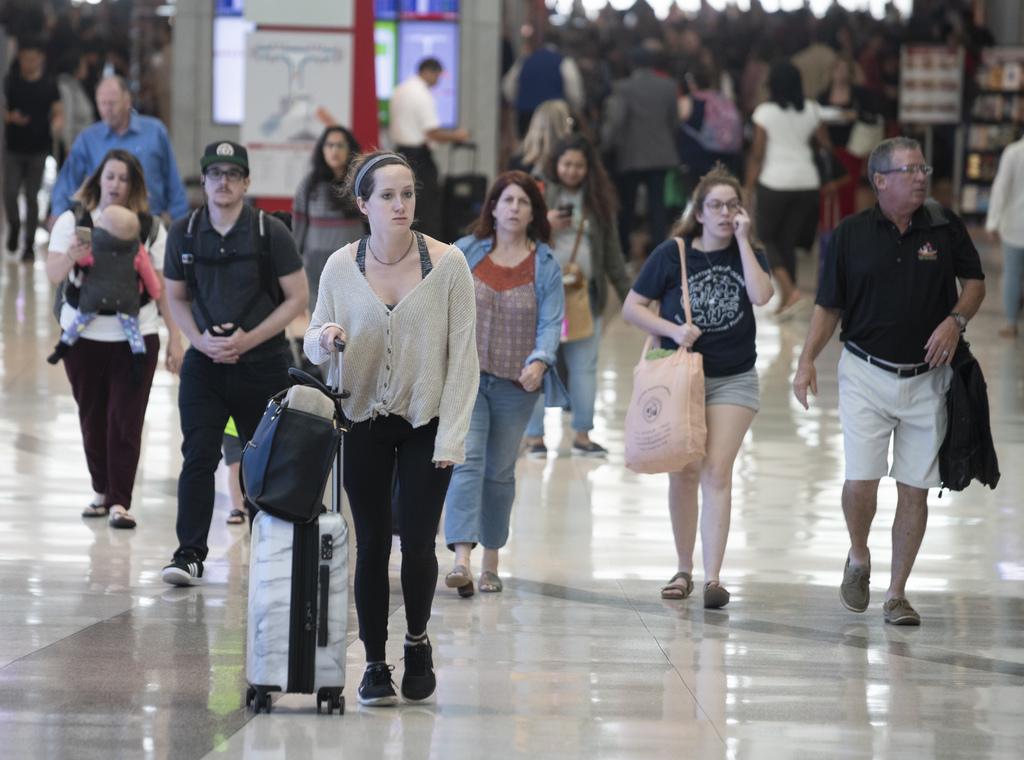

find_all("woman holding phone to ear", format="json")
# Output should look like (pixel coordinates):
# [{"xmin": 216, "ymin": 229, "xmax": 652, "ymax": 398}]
[{"xmin": 622, "ymin": 165, "xmax": 772, "ymax": 608}]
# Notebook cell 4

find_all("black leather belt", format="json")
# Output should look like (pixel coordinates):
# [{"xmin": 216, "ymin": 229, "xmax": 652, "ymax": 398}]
[{"xmin": 845, "ymin": 344, "xmax": 932, "ymax": 377}]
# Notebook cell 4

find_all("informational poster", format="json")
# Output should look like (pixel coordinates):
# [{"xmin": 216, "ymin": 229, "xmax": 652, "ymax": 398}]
[
  {"xmin": 899, "ymin": 45, "xmax": 964, "ymax": 124},
  {"xmin": 397, "ymin": 21, "xmax": 459, "ymax": 128},
  {"xmin": 241, "ymin": 31, "xmax": 353, "ymax": 196}
]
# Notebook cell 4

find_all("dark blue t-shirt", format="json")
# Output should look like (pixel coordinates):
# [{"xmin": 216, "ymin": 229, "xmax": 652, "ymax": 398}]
[{"xmin": 631, "ymin": 237, "xmax": 769, "ymax": 377}]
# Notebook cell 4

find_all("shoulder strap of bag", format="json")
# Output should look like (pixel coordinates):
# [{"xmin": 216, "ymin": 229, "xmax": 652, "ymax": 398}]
[
  {"xmin": 674, "ymin": 237, "xmax": 693, "ymax": 326},
  {"xmin": 568, "ymin": 214, "xmax": 586, "ymax": 265},
  {"xmin": 181, "ymin": 207, "xmax": 218, "ymax": 330}
]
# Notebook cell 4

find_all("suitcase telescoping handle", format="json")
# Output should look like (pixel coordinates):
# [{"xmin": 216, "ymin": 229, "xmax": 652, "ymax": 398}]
[
  {"xmin": 447, "ymin": 141, "xmax": 477, "ymax": 175},
  {"xmin": 287, "ymin": 340, "xmax": 349, "ymax": 401},
  {"xmin": 330, "ymin": 338, "xmax": 345, "ymax": 515}
]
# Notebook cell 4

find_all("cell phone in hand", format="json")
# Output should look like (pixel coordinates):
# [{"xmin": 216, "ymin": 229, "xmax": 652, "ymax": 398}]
[
  {"xmin": 75, "ymin": 226, "xmax": 92, "ymax": 245},
  {"xmin": 557, "ymin": 202, "xmax": 574, "ymax": 217}
]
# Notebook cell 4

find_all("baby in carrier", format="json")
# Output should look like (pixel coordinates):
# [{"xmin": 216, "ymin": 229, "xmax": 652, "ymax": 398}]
[{"xmin": 47, "ymin": 205, "xmax": 162, "ymax": 373}]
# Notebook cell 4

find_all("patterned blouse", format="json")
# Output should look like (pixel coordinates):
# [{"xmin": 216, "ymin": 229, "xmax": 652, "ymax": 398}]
[{"xmin": 473, "ymin": 253, "xmax": 537, "ymax": 381}]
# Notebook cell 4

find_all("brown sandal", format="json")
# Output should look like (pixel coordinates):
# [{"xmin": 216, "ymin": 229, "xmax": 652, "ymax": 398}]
[
  {"xmin": 660, "ymin": 571, "xmax": 694, "ymax": 600},
  {"xmin": 479, "ymin": 571, "xmax": 503, "ymax": 593}
]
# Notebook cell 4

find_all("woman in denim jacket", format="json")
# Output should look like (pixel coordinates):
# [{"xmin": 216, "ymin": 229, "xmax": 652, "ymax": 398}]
[{"xmin": 444, "ymin": 171, "xmax": 568, "ymax": 596}]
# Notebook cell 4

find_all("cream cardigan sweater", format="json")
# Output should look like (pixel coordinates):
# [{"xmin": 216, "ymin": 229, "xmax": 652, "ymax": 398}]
[{"xmin": 304, "ymin": 246, "xmax": 479, "ymax": 464}]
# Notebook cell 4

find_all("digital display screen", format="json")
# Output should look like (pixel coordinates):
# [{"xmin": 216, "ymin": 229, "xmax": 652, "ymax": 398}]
[
  {"xmin": 397, "ymin": 21, "xmax": 459, "ymax": 128},
  {"xmin": 212, "ymin": 15, "xmax": 255, "ymax": 125},
  {"xmin": 376, "ymin": 0, "xmax": 459, "ymax": 20},
  {"xmin": 375, "ymin": 21, "xmax": 398, "ymax": 125}
]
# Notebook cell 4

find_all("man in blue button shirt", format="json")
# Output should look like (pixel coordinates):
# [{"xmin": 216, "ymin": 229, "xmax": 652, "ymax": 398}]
[{"xmin": 49, "ymin": 75, "xmax": 188, "ymax": 223}]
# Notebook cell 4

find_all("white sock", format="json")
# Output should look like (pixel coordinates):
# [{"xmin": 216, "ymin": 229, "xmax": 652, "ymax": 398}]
[{"xmin": 405, "ymin": 631, "xmax": 428, "ymax": 644}]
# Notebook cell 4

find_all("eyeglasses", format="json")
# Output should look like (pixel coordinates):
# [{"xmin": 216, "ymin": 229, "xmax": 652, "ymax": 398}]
[
  {"xmin": 704, "ymin": 199, "xmax": 741, "ymax": 213},
  {"xmin": 877, "ymin": 164, "xmax": 933, "ymax": 176},
  {"xmin": 205, "ymin": 167, "xmax": 245, "ymax": 182}
]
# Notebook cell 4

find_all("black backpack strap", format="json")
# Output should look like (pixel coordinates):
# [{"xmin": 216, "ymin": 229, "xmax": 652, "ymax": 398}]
[
  {"xmin": 181, "ymin": 207, "xmax": 217, "ymax": 331},
  {"xmin": 232, "ymin": 209, "xmax": 283, "ymax": 329}
]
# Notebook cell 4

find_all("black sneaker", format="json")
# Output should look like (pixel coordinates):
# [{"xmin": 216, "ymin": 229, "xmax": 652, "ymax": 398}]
[
  {"xmin": 161, "ymin": 557, "xmax": 204, "ymax": 586},
  {"xmin": 401, "ymin": 637, "xmax": 436, "ymax": 702},
  {"xmin": 358, "ymin": 662, "xmax": 398, "ymax": 706}
]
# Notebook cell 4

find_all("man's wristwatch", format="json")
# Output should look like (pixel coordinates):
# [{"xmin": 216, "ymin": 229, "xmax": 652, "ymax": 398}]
[{"xmin": 950, "ymin": 312, "xmax": 968, "ymax": 333}]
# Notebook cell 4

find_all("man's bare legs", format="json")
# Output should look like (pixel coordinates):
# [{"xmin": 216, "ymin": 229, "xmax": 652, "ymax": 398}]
[
  {"xmin": 842, "ymin": 478, "xmax": 880, "ymax": 569},
  {"xmin": 888, "ymin": 482, "xmax": 928, "ymax": 600}
]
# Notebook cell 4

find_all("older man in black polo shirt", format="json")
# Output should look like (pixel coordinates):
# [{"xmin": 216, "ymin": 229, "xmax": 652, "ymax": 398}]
[{"xmin": 793, "ymin": 137, "xmax": 985, "ymax": 626}]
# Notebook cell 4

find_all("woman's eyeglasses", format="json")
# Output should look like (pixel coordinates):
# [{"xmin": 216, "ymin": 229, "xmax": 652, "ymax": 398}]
[{"xmin": 704, "ymin": 199, "xmax": 741, "ymax": 213}]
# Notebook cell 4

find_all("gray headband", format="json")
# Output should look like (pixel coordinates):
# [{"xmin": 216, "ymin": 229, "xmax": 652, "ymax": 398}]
[{"xmin": 354, "ymin": 153, "xmax": 408, "ymax": 198}]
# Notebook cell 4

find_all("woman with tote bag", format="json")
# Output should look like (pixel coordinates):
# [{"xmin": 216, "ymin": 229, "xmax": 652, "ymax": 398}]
[{"xmin": 622, "ymin": 165, "xmax": 772, "ymax": 609}]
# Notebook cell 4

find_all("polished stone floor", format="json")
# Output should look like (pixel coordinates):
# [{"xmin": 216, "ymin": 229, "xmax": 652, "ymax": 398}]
[{"xmin": 0, "ymin": 239, "xmax": 1022, "ymax": 760}]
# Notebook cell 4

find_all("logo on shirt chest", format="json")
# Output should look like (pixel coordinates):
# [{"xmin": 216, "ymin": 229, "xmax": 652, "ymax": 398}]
[{"xmin": 917, "ymin": 242, "xmax": 938, "ymax": 261}]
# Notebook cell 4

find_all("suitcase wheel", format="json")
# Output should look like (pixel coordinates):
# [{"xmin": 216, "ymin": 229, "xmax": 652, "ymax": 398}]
[
  {"xmin": 317, "ymin": 687, "xmax": 344, "ymax": 715},
  {"xmin": 249, "ymin": 686, "xmax": 275, "ymax": 714}
]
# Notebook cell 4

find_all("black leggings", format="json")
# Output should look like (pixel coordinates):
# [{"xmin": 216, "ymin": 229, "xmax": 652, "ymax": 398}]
[
  {"xmin": 755, "ymin": 184, "xmax": 819, "ymax": 282},
  {"xmin": 344, "ymin": 415, "xmax": 453, "ymax": 662}
]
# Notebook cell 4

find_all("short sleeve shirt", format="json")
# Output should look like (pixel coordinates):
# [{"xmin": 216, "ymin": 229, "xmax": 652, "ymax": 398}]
[
  {"xmin": 4, "ymin": 73, "xmax": 60, "ymax": 153},
  {"xmin": 631, "ymin": 237, "xmax": 770, "ymax": 377},
  {"xmin": 816, "ymin": 203, "xmax": 985, "ymax": 364},
  {"xmin": 164, "ymin": 205, "xmax": 303, "ymax": 360},
  {"xmin": 388, "ymin": 75, "xmax": 440, "ymax": 146},
  {"xmin": 752, "ymin": 100, "xmax": 821, "ymax": 190}
]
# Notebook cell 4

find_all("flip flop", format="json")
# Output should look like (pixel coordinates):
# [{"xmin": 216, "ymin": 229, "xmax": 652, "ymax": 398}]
[
  {"xmin": 82, "ymin": 503, "xmax": 109, "ymax": 518},
  {"xmin": 226, "ymin": 508, "xmax": 247, "ymax": 525},
  {"xmin": 660, "ymin": 571, "xmax": 694, "ymax": 600},
  {"xmin": 479, "ymin": 571, "xmax": 503, "ymax": 593},
  {"xmin": 108, "ymin": 506, "xmax": 136, "ymax": 530}
]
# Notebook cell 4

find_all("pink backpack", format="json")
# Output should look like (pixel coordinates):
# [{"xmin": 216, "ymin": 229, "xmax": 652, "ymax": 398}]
[{"xmin": 683, "ymin": 91, "xmax": 742, "ymax": 154}]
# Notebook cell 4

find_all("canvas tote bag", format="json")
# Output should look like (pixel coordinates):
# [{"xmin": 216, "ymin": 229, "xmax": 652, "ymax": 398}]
[
  {"xmin": 624, "ymin": 238, "xmax": 706, "ymax": 474},
  {"xmin": 561, "ymin": 215, "xmax": 595, "ymax": 342}
]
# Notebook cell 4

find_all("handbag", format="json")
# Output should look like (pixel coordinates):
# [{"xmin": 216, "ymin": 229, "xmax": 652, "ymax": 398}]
[
  {"xmin": 812, "ymin": 141, "xmax": 848, "ymax": 188},
  {"xmin": 241, "ymin": 370, "xmax": 347, "ymax": 524},
  {"xmin": 561, "ymin": 215, "xmax": 594, "ymax": 342},
  {"xmin": 846, "ymin": 116, "xmax": 884, "ymax": 158},
  {"xmin": 624, "ymin": 238, "xmax": 706, "ymax": 474}
]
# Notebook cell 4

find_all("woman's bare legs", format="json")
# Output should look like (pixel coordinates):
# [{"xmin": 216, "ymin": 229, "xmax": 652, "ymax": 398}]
[{"xmin": 698, "ymin": 404, "xmax": 757, "ymax": 583}]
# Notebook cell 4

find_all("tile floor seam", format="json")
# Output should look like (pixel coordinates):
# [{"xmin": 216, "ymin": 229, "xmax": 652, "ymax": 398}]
[{"xmin": 616, "ymin": 579, "xmax": 728, "ymax": 747}]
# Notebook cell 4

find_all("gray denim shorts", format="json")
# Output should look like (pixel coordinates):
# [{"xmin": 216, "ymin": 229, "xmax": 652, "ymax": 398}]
[{"xmin": 704, "ymin": 367, "xmax": 760, "ymax": 412}]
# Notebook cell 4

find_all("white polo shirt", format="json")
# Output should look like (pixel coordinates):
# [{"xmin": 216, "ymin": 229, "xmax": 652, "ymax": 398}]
[{"xmin": 388, "ymin": 74, "xmax": 440, "ymax": 147}]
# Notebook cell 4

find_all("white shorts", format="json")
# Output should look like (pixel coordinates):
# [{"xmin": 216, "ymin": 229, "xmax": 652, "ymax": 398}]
[{"xmin": 837, "ymin": 349, "xmax": 952, "ymax": 489}]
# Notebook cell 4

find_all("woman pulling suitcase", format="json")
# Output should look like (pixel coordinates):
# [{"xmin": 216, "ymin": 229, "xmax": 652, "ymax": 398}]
[{"xmin": 304, "ymin": 151, "xmax": 479, "ymax": 706}]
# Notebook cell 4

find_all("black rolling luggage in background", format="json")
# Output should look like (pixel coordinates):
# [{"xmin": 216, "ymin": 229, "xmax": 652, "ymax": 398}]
[{"xmin": 441, "ymin": 142, "xmax": 487, "ymax": 243}]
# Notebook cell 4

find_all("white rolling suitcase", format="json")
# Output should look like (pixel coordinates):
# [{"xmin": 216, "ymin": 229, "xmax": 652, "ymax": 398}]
[{"xmin": 245, "ymin": 342, "xmax": 349, "ymax": 715}]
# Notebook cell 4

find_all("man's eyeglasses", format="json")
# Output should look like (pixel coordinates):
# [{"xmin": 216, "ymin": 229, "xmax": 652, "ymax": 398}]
[
  {"xmin": 877, "ymin": 164, "xmax": 933, "ymax": 177},
  {"xmin": 704, "ymin": 199, "xmax": 741, "ymax": 213},
  {"xmin": 205, "ymin": 167, "xmax": 246, "ymax": 182}
]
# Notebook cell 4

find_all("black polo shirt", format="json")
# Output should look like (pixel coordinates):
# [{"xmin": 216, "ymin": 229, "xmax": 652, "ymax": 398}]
[
  {"xmin": 816, "ymin": 202, "xmax": 984, "ymax": 365},
  {"xmin": 164, "ymin": 204, "xmax": 303, "ymax": 361}
]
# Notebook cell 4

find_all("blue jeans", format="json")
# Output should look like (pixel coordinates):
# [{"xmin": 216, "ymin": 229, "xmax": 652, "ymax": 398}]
[
  {"xmin": 525, "ymin": 316, "xmax": 602, "ymax": 437},
  {"xmin": 444, "ymin": 373, "xmax": 540, "ymax": 550},
  {"xmin": 1003, "ymin": 242, "xmax": 1024, "ymax": 326}
]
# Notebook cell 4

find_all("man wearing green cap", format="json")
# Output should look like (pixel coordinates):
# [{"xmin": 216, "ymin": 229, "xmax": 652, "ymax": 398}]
[{"xmin": 160, "ymin": 140, "xmax": 308, "ymax": 586}]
